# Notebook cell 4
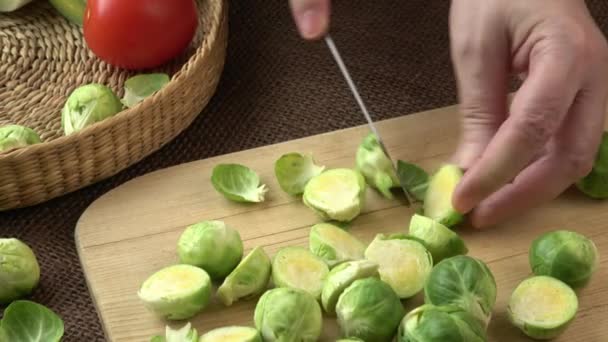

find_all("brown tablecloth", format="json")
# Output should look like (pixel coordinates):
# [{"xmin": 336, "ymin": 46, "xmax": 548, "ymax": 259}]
[{"xmin": 2, "ymin": 1, "xmax": 608, "ymax": 341}]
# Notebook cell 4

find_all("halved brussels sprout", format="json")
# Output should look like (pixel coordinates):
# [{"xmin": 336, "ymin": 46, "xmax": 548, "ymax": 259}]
[
  {"xmin": 508, "ymin": 276, "xmax": 578, "ymax": 340},
  {"xmin": 211, "ymin": 164, "xmax": 268, "ymax": 203},
  {"xmin": 217, "ymin": 247, "xmax": 271, "ymax": 306},
  {"xmin": 137, "ymin": 264, "xmax": 212, "ymax": 320},
  {"xmin": 396, "ymin": 160, "xmax": 429, "ymax": 201},
  {"xmin": 529, "ymin": 230, "xmax": 599, "ymax": 288},
  {"xmin": 321, "ymin": 259, "xmax": 379, "ymax": 315},
  {"xmin": 0, "ymin": 125, "xmax": 42, "ymax": 152},
  {"xmin": 199, "ymin": 326, "xmax": 261, "ymax": 342},
  {"xmin": 157, "ymin": 322, "xmax": 198, "ymax": 342},
  {"xmin": 424, "ymin": 255, "xmax": 497, "ymax": 327},
  {"xmin": 309, "ymin": 223, "xmax": 366, "ymax": 267},
  {"xmin": 0, "ymin": 238, "xmax": 40, "ymax": 304},
  {"xmin": 336, "ymin": 277, "xmax": 405, "ymax": 342},
  {"xmin": 364, "ymin": 234, "xmax": 433, "ymax": 298},
  {"xmin": 576, "ymin": 131, "xmax": 608, "ymax": 199},
  {"xmin": 424, "ymin": 164, "xmax": 464, "ymax": 227},
  {"xmin": 272, "ymin": 247, "xmax": 329, "ymax": 299},
  {"xmin": 408, "ymin": 214, "xmax": 468, "ymax": 263},
  {"xmin": 275, "ymin": 153, "xmax": 325, "ymax": 195},
  {"xmin": 303, "ymin": 168, "xmax": 366, "ymax": 222},
  {"xmin": 398, "ymin": 304, "xmax": 487, "ymax": 342},
  {"xmin": 356, "ymin": 133, "xmax": 400, "ymax": 199},
  {"xmin": 254, "ymin": 287, "xmax": 322, "ymax": 342},
  {"xmin": 61, "ymin": 84, "xmax": 123, "ymax": 135},
  {"xmin": 177, "ymin": 221, "xmax": 243, "ymax": 280}
]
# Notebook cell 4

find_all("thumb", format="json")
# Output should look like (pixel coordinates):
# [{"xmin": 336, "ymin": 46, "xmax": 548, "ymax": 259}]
[{"xmin": 289, "ymin": 0, "xmax": 331, "ymax": 40}]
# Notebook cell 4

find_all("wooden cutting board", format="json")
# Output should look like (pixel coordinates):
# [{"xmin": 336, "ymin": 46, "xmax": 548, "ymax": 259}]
[{"xmin": 76, "ymin": 105, "xmax": 608, "ymax": 342}]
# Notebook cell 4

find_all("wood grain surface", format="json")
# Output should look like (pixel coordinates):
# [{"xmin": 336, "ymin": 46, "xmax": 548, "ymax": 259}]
[{"xmin": 76, "ymin": 105, "xmax": 608, "ymax": 342}]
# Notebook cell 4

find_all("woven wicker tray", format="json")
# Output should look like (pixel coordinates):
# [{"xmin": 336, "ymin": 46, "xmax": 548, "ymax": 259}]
[{"xmin": 0, "ymin": 0, "xmax": 228, "ymax": 211}]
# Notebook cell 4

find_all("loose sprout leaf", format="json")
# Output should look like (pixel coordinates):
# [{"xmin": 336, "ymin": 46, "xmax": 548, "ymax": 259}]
[
  {"xmin": 122, "ymin": 73, "xmax": 171, "ymax": 108},
  {"xmin": 356, "ymin": 133, "xmax": 400, "ymax": 199},
  {"xmin": 211, "ymin": 164, "xmax": 268, "ymax": 203},
  {"xmin": 274, "ymin": 152, "xmax": 325, "ymax": 195},
  {"xmin": 0, "ymin": 300, "xmax": 64, "ymax": 342},
  {"xmin": 0, "ymin": 125, "xmax": 42, "ymax": 152},
  {"xmin": 396, "ymin": 160, "xmax": 429, "ymax": 201}
]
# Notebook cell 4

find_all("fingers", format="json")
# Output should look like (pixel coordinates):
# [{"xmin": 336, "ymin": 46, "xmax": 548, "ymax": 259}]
[
  {"xmin": 453, "ymin": 49, "xmax": 582, "ymax": 214},
  {"xmin": 289, "ymin": 0, "xmax": 330, "ymax": 40}
]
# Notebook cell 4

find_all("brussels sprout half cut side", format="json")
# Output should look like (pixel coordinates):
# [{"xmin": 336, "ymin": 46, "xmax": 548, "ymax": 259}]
[
  {"xmin": 138, "ymin": 264, "xmax": 212, "ymax": 320},
  {"xmin": 199, "ymin": 326, "xmax": 262, "ymax": 342},
  {"xmin": 408, "ymin": 214, "xmax": 468, "ymax": 263},
  {"xmin": 0, "ymin": 125, "xmax": 42, "ymax": 153},
  {"xmin": 424, "ymin": 164, "xmax": 464, "ymax": 227},
  {"xmin": 211, "ymin": 164, "xmax": 268, "ymax": 203},
  {"xmin": 272, "ymin": 247, "xmax": 329, "ymax": 299},
  {"xmin": 364, "ymin": 234, "xmax": 433, "ymax": 299},
  {"xmin": 529, "ymin": 230, "xmax": 599, "ymax": 288},
  {"xmin": 0, "ymin": 238, "xmax": 41, "ymax": 304},
  {"xmin": 356, "ymin": 133, "xmax": 400, "ymax": 199},
  {"xmin": 309, "ymin": 223, "xmax": 366, "ymax": 267},
  {"xmin": 576, "ymin": 131, "xmax": 608, "ymax": 199},
  {"xmin": 321, "ymin": 259, "xmax": 379, "ymax": 315},
  {"xmin": 274, "ymin": 152, "xmax": 325, "ymax": 195},
  {"xmin": 303, "ymin": 168, "xmax": 366, "ymax": 222},
  {"xmin": 254, "ymin": 287, "xmax": 322, "ymax": 342},
  {"xmin": 508, "ymin": 276, "xmax": 578, "ymax": 340},
  {"xmin": 336, "ymin": 277, "xmax": 405, "ymax": 342},
  {"xmin": 217, "ymin": 246, "xmax": 271, "ymax": 306},
  {"xmin": 398, "ymin": 304, "xmax": 487, "ymax": 342}
]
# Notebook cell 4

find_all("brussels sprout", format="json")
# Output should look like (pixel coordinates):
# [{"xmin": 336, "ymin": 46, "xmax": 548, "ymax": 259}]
[
  {"xmin": 309, "ymin": 223, "xmax": 366, "ymax": 267},
  {"xmin": 164, "ymin": 323, "xmax": 198, "ymax": 342},
  {"xmin": 398, "ymin": 304, "xmax": 487, "ymax": 342},
  {"xmin": 61, "ymin": 84, "xmax": 123, "ymax": 135},
  {"xmin": 0, "ymin": 238, "xmax": 40, "ymax": 304},
  {"xmin": 508, "ymin": 276, "xmax": 578, "ymax": 340},
  {"xmin": 424, "ymin": 164, "xmax": 464, "ymax": 227},
  {"xmin": 177, "ymin": 221, "xmax": 243, "ymax": 280},
  {"xmin": 424, "ymin": 255, "xmax": 497, "ymax": 327},
  {"xmin": 529, "ymin": 230, "xmax": 599, "ymax": 288},
  {"xmin": 408, "ymin": 214, "xmax": 468, "ymax": 263},
  {"xmin": 137, "ymin": 264, "xmax": 212, "ymax": 320},
  {"xmin": 122, "ymin": 73, "xmax": 170, "ymax": 108},
  {"xmin": 336, "ymin": 277, "xmax": 405, "ymax": 342},
  {"xmin": 396, "ymin": 160, "xmax": 429, "ymax": 201},
  {"xmin": 254, "ymin": 287, "xmax": 322, "ymax": 342},
  {"xmin": 48, "ymin": 0, "xmax": 87, "ymax": 26},
  {"xmin": 336, "ymin": 339, "xmax": 364, "ymax": 342},
  {"xmin": 356, "ymin": 133, "xmax": 400, "ymax": 199},
  {"xmin": 272, "ymin": 247, "xmax": 329, "ymax": 299},
  {"xmin": 364, "ymin": 234, "xmax": 433, "ymax": 298},
  {"xmin": 211, "ymin": 164, "xmax": 268, "ymax": 203},
  {"xmin": 576, "ymin": 131, "xmax": 608, "ymax": 199},
  {"xmin": 275, "ymin": 152, "xmax": 325, "ymax": 195},
  {"xmin": 199, "ymin": 326, "xmax": 261, "ymax": 342},
  {"xmin": 321, "ymin": 259, "xmax": 379, "ymax": 315},
  {"xmin": 0, "ymin": 125, "xmax": 41, "ymax": 152},
  {"xmin": 217, "ymin": 246, "xmax": 271, "ymax": 306},
  {"xmin": 303, "ymin": 168, "xmax": 366, "ymax": 222}
]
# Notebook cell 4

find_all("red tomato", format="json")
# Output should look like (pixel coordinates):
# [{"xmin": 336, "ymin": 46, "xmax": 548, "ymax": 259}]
[{"xmin": 83, "ymin": 0, "xmax": 198, "ymax": 70}]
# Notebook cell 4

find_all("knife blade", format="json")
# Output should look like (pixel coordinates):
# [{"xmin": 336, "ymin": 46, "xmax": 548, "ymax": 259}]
[{"xmin": 324, "ymin": 34, "xmax": 414, "ymax": 206}]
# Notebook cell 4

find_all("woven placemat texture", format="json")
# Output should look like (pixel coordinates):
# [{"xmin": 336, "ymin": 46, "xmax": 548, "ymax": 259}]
[{"xmin": 2, "ymin": 1, "xmax": 608, "ymax": 341}]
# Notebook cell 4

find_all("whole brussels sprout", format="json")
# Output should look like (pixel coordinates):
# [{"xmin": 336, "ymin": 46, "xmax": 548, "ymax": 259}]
[
  {"xmin": 576, "ymin": 131, "xmax": 608, "ymax": 199},
  {"xmin": 529, "ymin": 230, "xmax": 598, "ymax": 288},
  {"xmin": 61, "ymin": 84, "xmax": 123, "ymax": 135},
  {"xmin": 199, "ymin": 326, "xmax": 262, "ymax": 342},
  {"xmin": 275, "ymin": 152, "xmax": 325, "ymax": 195},
  {"xmin": 272, "ymin": 246, "xmax": 329, "ymax": 299},
  {"xmin": 364, "ymin": 234, "xmax": 433, "ymax": 298},
  {"xmin": 309, "ymin": 223, "xmax": 366, "ymax": 267},
  {"xmin": 408, "ymin": 214, "xmax": 468, "ymax": 263},
  {"xmin": 424, "ymin": 164, "xmax": 464, "ymax": 227},
  {"xmin": 336, "ymin": 277, "xmax": 405, "ymax": 342},
  {"xmin": 137, "ymin": 264, "xmax": 212, "ymax": 320},
  {"xmin": 0, "ymin": 239, "xmax": 41, "ymax": 304},
  {"xmin": 177, "ymin": 221, "xmax": 243, "ymax": 280},
  {"xmin": 398, "ymin": 304, "xmax": 487, "ymax": 342},
  {"xmin": 303, "ymin": 168, "xmax": 366, "ymax": 222},
  {"xmin": 0, "ymin": 125, "xmax": 41, "ymax": 152},
  {"xmin": 321, "ymin": 259, "xmax": 379, "ymax": 315},
  {"xmin": 508, "ymin": 276, "xmax": 578, "ymax": 340},
  {"xmin": 356, "ymin": 133, "xmax": 400, "ymax": 199},
  {"xmin": 424, "ymin": 255, "xmax": 497, "ymax": 327},
  {"xmin": 254, "ymin": 287, "xmax": 322, "ymax": 342},
  {"xmin": 217, "ymin": 246, "xmax": 271, "ymax": 306}
]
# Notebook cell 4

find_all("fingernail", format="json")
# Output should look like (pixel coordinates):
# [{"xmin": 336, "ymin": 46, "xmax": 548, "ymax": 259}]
[{"xmin": 298, "ymin": 9, "xmax": 322, "ymax": 39}]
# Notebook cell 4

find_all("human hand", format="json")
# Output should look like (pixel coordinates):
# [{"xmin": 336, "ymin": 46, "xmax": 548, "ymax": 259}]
[
  {"xmin": 450, "ymin": 0, "xmax": 608, "ymax": 228},
  {"xmin": 289, "ymin": 0, "xmax": 331, "ymax": 40}
]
